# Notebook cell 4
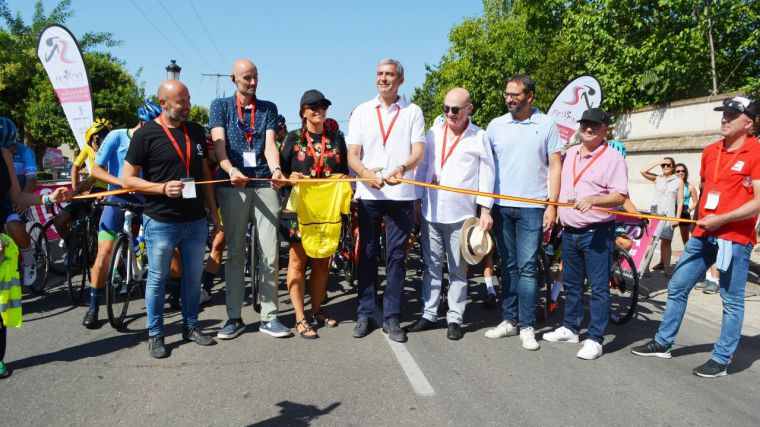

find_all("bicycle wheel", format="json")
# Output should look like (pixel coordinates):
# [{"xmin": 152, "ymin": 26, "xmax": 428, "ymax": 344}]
[
  {"xmin": 66, "ymin": 224, "xmax": 88, "ymax": 305},
  {"xmin": 535, "ymin": 250, "xmax": 552, "ymax": 323},
  {"xmin": 609, "ymin": 247, "xmax": 639, "ymax": 324},
  {"xmin": 106, "ymin": 235, "xmax": 132, "ymax": 330},
  {"xmin": 27, "ymin": 223, "xmax": 50, "ymax": 294}
]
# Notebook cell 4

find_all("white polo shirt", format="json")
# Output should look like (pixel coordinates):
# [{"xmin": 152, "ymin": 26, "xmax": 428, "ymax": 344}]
[
  {"xmin": 347, "ymin": 96, "xmax": 426, "ymax": 201},
  {"xmin": 415, "ymin": 121, "xmax": 495, "ymax": 224}
]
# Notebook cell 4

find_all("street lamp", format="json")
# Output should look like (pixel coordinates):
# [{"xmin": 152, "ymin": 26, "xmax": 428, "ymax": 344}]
[{"xmin": 165, "ymin": 59, "xmax": 181, "ymax": 80}]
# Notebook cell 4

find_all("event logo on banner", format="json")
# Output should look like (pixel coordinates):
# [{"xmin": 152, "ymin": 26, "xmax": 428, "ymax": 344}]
[
  {"xmin": 547, "ymin": 75, "xmax": 603, "ymax": 144},
  {"xmin": 36, "ymin": 24, "xmax": 93, "ymax": 156}
]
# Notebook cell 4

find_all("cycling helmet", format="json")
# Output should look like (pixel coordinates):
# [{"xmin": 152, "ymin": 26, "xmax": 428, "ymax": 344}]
[
  {"xmin": 137, "ymin": 100, "xmax": 162, "ymax": 122},
  {"xmin": 85, "ymin": 118, "xmax": 112, "ymax": 145},
  {"xmin": 0, "ymin": 116, "xmax": 18, "ymax": 149},
  {"xmin": 324, "ymin": 118, "xmax": 339, "ymax": 133},
  {"xmin": 607, "ymin": 139, "xmax": 626, "ymax": 159}
]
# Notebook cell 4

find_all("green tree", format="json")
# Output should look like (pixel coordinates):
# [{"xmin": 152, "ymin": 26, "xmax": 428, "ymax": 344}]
[
  {"xmin": 188, "ymin": 105, "xmax": 209, "ymax": 127},
  {"xmin": 0, "ymin": 0, "xmax": 145, "ymax": 163},
  {"xmin": 413, "ymin": 0, "xmax": 760, "ymax": 127}
]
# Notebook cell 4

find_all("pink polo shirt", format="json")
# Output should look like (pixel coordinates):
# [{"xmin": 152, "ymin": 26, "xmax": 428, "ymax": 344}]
[{"xmin": 559, "ymin": 142, "xmax": 629, "ymax": 228}]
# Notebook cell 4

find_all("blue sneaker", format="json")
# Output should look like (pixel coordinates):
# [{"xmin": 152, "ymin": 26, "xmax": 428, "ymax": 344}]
[
  {"xmin": 260, "ymin": 318, "xmax": 293, "ymax": 338},
  {"xmin": 217, "ymin": 318, "xmax": 245, "ymax": 340}
]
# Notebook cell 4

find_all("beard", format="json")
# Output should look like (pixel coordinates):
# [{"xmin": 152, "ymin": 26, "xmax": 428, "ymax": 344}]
[{"xmin": 166, "ymin": 106, "xmax": 188, "ymax": 122}]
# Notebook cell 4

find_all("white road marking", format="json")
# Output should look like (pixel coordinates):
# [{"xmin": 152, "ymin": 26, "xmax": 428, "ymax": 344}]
[{"xmin": 374, "ymin": 307, "xmax": 436, "ymax": 397}]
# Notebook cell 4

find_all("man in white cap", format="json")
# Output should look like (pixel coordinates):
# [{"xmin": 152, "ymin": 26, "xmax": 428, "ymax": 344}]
[
  {"xmin": 633, "ymin": 96, "xmax": 760, "ymax": 377},
  {"xmin": 408, "ymin": 87, "xmax": 495, "ymax": 340}
]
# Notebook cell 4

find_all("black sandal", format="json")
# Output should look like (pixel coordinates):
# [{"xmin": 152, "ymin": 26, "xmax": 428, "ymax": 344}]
[
  {"xmin": 313, "ymin": 310, "xmax": 338, "ymax": 328},
  {"xmin": 296, "ymin": 319, "xmax": 318, "ymax": 339}
]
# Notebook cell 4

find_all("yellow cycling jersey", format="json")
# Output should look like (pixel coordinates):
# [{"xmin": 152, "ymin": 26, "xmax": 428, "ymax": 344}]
[
  {"xmin": 74, "ymin": 145, "xmax": 107, "ymax": 189},
  {"xmin": 289, "ymin": 178, "xmax": 352, "ymax": 258}
]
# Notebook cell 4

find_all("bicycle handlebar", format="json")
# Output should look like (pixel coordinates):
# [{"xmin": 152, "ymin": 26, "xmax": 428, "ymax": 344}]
[{"xmin": 94, "ymin": 200, "xmax": 144, "ymax": 213}]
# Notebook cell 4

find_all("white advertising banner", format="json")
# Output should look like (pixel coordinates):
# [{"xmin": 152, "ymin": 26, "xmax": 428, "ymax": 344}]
[
  {"xmin": 547, "ymin": 75, "xmax": 603, "ymax": 144},
  {"xmin": 36, "ymin": 24, "xmax": 93, "ymax": 154}
]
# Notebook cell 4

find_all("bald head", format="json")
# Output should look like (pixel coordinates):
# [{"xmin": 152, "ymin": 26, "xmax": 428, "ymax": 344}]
[
  {"xmin": 157, "ymin": 79, "xmax": 190, "ymax": 123},
  {"xmin": 232, "ymin": 59, "xmax": 258, "ymax": 100},
  {"xmin": 443, "ymin": 87, "xmax": 472, "ymax": 132}
]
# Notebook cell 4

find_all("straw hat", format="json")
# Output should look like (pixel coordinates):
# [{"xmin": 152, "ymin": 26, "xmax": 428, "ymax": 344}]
[{"xmin": 460, "ymin": 217, "xmax": 494, "ymax": 266}]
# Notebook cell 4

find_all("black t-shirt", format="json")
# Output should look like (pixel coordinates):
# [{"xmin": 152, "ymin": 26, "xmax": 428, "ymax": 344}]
[
  {"xmin": 280, "ymin": 129, "xmax": 348, "ymax": 178},
  {"xmin": 125, "ymin": 120, "xmax": 208, "ymax": 222}
]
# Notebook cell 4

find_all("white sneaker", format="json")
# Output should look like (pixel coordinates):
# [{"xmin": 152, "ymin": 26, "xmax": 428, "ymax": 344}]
[
  {"xmin": 485, "ymin": 320, "xmax": 518, "ymax": 339},
  {"xmin": 543, "ymin": 326, "xmax": 579, "ymax": 343},
  {"xmin": 200, "ymin": 289, "xmax": 211, "ymax": 305},
  {"xmin": 577, "ymin": 339, "xmax": 603, "ymax": 360},
  {"xmin": 520, "ymin": 327, "xmax": 540, "ymax": 351},
  {"xmin": 22, "ymin": 263, "xmax": 37, "ymax": 287}
]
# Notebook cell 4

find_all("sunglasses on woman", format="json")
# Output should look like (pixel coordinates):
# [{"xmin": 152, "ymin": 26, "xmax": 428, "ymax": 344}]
[
  {"xmin": 661, "ymin": 163, "xmax": 673, "ymax": 168},
  {"xmin": 306, "ymin": 101, "xmax": 329, "ymax": 111},
  {"xmin": 675, "ymin": 169, "xmax": 686, "ymax": 174}
]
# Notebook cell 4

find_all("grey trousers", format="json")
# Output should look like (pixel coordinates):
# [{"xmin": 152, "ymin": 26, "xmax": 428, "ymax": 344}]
[
  {"xmin": 421, "ymin": 219, "xmax": 468, "ymax": 324},
  {"xmin": 218, "ymin": 186, "xmax": 281, "ymax": 321}
]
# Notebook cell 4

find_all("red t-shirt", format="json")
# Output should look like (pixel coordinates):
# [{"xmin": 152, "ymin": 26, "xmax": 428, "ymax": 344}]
[{"xmin": 692, "ymin": 136, "xmax": 760, "ymax": 245}]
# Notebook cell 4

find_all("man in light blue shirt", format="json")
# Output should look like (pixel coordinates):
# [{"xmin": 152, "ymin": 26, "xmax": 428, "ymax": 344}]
[{"xmin": 485, "ymin": 74, "xmax": 562, "ymax": 351}]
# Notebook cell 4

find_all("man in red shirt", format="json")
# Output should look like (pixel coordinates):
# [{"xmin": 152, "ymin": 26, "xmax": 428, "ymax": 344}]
[{"xmin": 632, "ymin": 96, "xmax": 758, "ymax": 378}]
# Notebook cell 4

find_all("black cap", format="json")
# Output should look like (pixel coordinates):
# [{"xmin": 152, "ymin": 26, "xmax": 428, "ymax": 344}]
[
  {"xmin": 577, "ymin": 108, "xmax": 611, "ymax": 125},
  {"xmin": 300, "ymin": 89, "xmax": 331, "ymax": 107},
  {"xmin": 714, "ymin": 96, "xmax": 757, "ymax": 120}
]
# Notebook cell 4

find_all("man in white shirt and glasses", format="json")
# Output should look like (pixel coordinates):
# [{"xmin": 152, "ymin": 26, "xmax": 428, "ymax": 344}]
[{"xmin": 408, "ymin": 87, "xmax": 495, "ymax": 340}]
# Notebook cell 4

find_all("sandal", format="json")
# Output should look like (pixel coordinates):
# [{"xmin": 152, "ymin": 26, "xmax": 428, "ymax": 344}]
[
  {"xmin": 296, "ymin": 319, "xmax": 318, "ymax": 339},
  {"xmin": 651, "ymin": 263, "xmax": 664, "ymax": 271},
  {"xmin": 313, "ymin": 310, "xmax": 338, "ymax": 328}
]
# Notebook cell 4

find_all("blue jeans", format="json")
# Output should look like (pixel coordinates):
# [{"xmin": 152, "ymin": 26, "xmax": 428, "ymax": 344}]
[
  {"xmin": 561, "ymin": 223, "xmax": 614, "ymax": 343},
  {"xmin": 655, "ymin": 236, "xmax": 752, "ymax": 365},
  {"xmin": 144, "ymin": 216, "xmax": 207, "ymax": 336},
  {"xmin": 493, "ymin": 205, "xmax": 544, "ymax": 328},
  {"xmin": 356, "ymin": 200, "xmax": 413, "ymax": 322}
]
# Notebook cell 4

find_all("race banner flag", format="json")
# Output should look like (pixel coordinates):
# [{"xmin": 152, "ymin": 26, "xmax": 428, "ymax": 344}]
[
  {"xmin": 36, "ymin": 24, "xmax": 93, "ymax": 156},
  {"xmin": 547, "ymin": 75, "xmax": 603, "ymax": 144}
]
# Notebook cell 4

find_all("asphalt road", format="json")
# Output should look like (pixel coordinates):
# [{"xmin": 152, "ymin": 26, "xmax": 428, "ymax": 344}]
[{"xmin": 2, "ymin": 251, "xmax": 760, "ymax": 426}]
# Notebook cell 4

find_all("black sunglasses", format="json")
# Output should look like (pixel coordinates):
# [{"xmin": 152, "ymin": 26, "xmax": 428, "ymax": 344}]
[
  {"xmin": 306, "ymin": 101, "xmax": 329, "ymax": 111},
  {"xmin": 675, "ymin": 169, "xmax": 686, "ymax": 173},
  {"xmin": 661, "ymin": 163, "xmax": 673, "ymax": 168},
  {"xmin": 442, "ymin": 105, "xmax": 465, "ymax": 114},
  {"xmin": 579, "ymin": 120, "xmax": 602, "ymax": 130}
]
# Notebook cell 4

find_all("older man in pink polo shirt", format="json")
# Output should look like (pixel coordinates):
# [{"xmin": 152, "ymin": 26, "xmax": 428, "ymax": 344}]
[{"xmin": 542, "ymin": 108, "xmax": 628, "ymax": 360}]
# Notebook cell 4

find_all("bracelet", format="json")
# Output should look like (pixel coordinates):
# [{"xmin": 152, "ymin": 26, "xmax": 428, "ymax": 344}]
[
  {"xmin": 229, "ymin": 167, "xmax": 239, "ymax": 175},
  {"xmin": 161, "ymin": 183, "xmax": 167, "ymax": 195},
  {"xmin": 398, "ymin": 164, "xmax": 407, "ymax": 173},
  {"xmin": 272, "ymin": 166, "xmax": 281, "ymax": 173}
]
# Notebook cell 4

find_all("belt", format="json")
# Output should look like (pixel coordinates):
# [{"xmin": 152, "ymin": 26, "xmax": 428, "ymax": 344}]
[{"xmin": 563, "ymin": 221, "xmax": 615, "ymax": 234}]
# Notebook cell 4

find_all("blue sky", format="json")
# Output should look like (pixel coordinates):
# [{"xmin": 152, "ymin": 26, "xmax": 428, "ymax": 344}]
[{"xmin": 8, "ymin": 0, "xmax": 484, "ymax": 127}]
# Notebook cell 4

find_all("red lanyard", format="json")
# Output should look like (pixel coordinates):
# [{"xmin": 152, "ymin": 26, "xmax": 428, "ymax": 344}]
[
  {"xmin": 303, "ymin": 131, "xmax": 327, "ymax": 177},
  {"xmin": 712, "ymin": 139, "xmax": 746, "ymax": 189},
  {"xmin": 236, "ymin": 95, "xmax": 256, "ymax": 148},
  {"xmin": 440, "ymin": 122, "xmax": 467, "ymax": 169},
  {"xmin": 376, "ymin": 104, "xmax": 401, "ymax": 148},
  {"xmin": 158, "ymin": 116, "xmax": 191, "ymax": 177},
  {"xmin": 572, "ymin": 143, "xmax": 608, "ymax": 188}
]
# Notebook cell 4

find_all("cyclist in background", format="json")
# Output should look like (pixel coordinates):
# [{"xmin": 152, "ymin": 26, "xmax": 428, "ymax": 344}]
[
  {"xmin": 81, "ymin": 104, "xmax": 157, "ymax": 328},
  {"xmin": 0, "ymin": 117, "xmax": 39, "ymax": 285}
]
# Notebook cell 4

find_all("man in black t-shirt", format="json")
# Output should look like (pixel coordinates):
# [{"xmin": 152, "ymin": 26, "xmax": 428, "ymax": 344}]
[{"xmin": 123, "ymin": 80, "xmax": 221, "ymax": 358}]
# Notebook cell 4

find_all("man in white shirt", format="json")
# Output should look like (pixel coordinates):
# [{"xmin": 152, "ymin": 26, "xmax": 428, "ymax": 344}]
[
  {"xmin": 347, "ymin": 58, "xmax": 426, "ymax": 342},
  {"xmin": 408, "ymin": 87, "xmax": 495, "ymax": 340}
]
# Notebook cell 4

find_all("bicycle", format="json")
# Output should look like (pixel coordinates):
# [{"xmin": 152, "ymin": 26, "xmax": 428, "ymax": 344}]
[
  {"xmin": 608, "ymin": 220, "xmax": 646, "ymax": 324},
  {"xmin": 65, "ymin": 200, "xmax": 102, "ymax": 305},
  {"xmin": 102, "ymin": 200, "xmax": 147, "ymax": 330},
  {"xmin": 24, "ymin": 203, "xmax": 63, "ymax": 294}
]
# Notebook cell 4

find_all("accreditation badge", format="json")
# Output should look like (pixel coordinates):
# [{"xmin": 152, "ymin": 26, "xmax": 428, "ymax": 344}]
[
  {"xmin": 181, "ymin": 177, "xmax": 197, "ymax": 199},
  {"xmin": 704, "ymin": 191, "xmax": 720, "ymax": 210},
  {"xmin": 243, "ymin": 150, "xmax": 257, "ymax": 168}
]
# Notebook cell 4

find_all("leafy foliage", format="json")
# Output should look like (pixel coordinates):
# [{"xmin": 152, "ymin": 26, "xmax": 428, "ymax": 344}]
[
  {"xmin": 413, "ymin": 0, "xmax": 760, "ymax": 128},
  {"xmin": 0, "ymin": 0, "xmax": 143, "ymax": 164}
]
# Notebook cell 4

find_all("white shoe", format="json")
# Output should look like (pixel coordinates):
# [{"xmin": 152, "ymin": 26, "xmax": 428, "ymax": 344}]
[
  {"xmin": 22, "ymin": 263, "xmax": 37, "ymax": 286},
  {"xmin": 543, "ymin": 326, "xmax": 579, "ymax": 343},
  {"xmin": 577, "ymin": 339, "xmax": 603, "ymax": 360},
  {"xmin": 485, "ymin": 320, "xmax": 518, "ymax": 339},
  {"xmin": 520, "ymin": 327, "xmax": 540, "ymax": 351},
  {"xmin": 200, "ymin": 289, "xmax": 211, "ymax": 305}
]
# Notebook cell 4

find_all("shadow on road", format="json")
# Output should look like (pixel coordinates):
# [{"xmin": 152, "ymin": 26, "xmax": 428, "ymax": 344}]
[
  {"xmin": 248, "ymin": 401, "xmax": 340, "ymax": 426},
  {"xmin": 671, "ymin": 334, "xmax": 760, "ymax": 374}
]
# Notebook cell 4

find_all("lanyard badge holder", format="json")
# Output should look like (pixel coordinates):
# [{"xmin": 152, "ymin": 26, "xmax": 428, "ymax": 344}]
[
  {"xmin": 237, "ymin": 97, "xmax": 257, "ymax": 168},
  {"xmin": 568, "ymin": 144, "xmax": 608, "ymax": 205},
  {"xmin": 159, "ymin": 117, "xmax": 196, "ymax": 199},
  {"xmin": 375, "ymin": 104, "xmax": 400, "ymax": 181}
]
